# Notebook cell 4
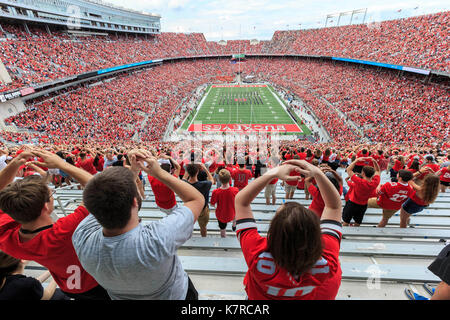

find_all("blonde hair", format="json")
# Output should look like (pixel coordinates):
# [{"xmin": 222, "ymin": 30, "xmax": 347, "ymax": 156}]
[{"xmin": 218, "ymin": 169, "xmax": 231, "ymax": 185}]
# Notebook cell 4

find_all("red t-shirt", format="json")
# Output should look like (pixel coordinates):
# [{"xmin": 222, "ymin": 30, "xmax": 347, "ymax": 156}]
[
  {"xmin": 440, "ymin": 167, "xmax": 450, "ymax": 182},
  {"xmin": 355, "ymin": 151, "xmax": 371, "ymax": 166},
  {"xmin": 236, "ymin": 219, "xmax": 343, "ymax": 300},
  {"xmin": 210, "ymin": 187, "xmax": 240, "ymax": 223},
  {"xmin": 0, "ymin": 207, "xmax": 99, "ymax": 293},
  {"xmin": 269, "ymin": 178, "xmax": 278, "ymax": 185},
  {"xmin": 286, "ymin": 170, "xmax": 301, "ymax": 186},
  {"xmin": 297, "ymin": 152, "xmax": 307, "ymax": 160},
  {"xmin": 76, "ymin": 157, "xmax": 97, "ymax": 175},
  {"xmin": 349, "ymin": 175, "xmax": 380, "ymax": 205},
  {"xmin": 232, "ymin": 169, "xmax": 253, "ymax": 189},
  {"xmin": 308, "ymin": 184, "xmax": 343, "ymax": 217},
  {"xmin": 95, "ymin": 157, "xmax": 105, "ymax": 172},
  {"xmin": 148, "ymin": 176, "xmax": 177, "ymax": 209},
  {"xmin": 418, "ymin": 163, "xmax": 441, "ymax": 179},
  {"xmin": 392, "ymin": 160, "xmax": 404, "ymax": 172},
  {"xmin": 376, "ymin": 182, "xmax": 414, "ymax": 210},
  {"xmin": 410, "ymin": 190, "xmax": 427, "ymax": 206}
]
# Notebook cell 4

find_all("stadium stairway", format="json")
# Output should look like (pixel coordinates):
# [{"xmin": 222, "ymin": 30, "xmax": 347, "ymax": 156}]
[{"xmin": 26, "ymin": 170, "xmax": 450, "ymax": 300}]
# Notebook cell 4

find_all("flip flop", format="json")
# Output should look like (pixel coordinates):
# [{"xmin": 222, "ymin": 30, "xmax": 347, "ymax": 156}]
[
  {"xmin": 404, "ymin": 288, "xmax": 428, "ymax": 300},
  {"xmin": 423, "ymin": 283, "xmax": 435, "ymax": 296}
]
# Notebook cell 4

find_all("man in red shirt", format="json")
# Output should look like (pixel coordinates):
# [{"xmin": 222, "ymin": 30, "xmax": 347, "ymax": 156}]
[
  {"xmin": 148, "ymin": 155, "xmax": 181, "ymax": 214},
  {"xmin": 0, "ymin": 149, "xmax": 109, "ymax": 300},
  {"xmin": 353, "ymin": 149, "xmax": 372, "ymax": 173},
  {"xmin": 368, "ymin": 170, "xmax": 414, "ymax": 227},
  {"xmin": 417, "ymin": 156, "xmax": 440, "ymax": 180},
  {"xmin": 306, "ymin": 169, "xmax": 343, "ymax": 218},
  {"xmin": 235, "ymin": 159, "xmax": 343, "ymax": 300},
  {"xmin": 342, "ymin": 157, "xmax": 381, "ymax": 226},
  {"xmin": 232, "ymin": 163, "xmax": 253, "ymax": 190},
  {"xmin": 76, "ymin": 151, "xmax": 97, "ymax": 175},
  {"xmin": 210, "ymin": 169, "xmax": 239, "ymax": 237}
]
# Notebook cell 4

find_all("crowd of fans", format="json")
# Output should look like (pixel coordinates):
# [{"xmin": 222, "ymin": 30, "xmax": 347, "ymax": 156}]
[
  {"xmin": 3, "ymin": 60, "xmax": 235, "ymax": 145},
  {"xmin": 270, "ymin": 11, "xmax": 449, "ymax": 72},
  {"xmin": 0, "ymin": 141, "xmax": 449, "ymax": 300},
  {"xmin": 237, "ymin": 58, "xmax": 449, "ymax": 146},
  {"xmin": 0, "ymin": 11, "xmax": 448, "ymax": 93},
  {"xmin": 2, "ymin": 56, "xmax": 448, "ymax": 148},
  {"xmin": 0, "ymin": 10, "xmax": 448, "ymax": 302}
]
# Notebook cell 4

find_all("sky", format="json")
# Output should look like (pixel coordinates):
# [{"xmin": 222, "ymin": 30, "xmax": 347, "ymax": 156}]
[{"xmin": 105, "ymin": 0, "xmax": 449, "ymax": 41}]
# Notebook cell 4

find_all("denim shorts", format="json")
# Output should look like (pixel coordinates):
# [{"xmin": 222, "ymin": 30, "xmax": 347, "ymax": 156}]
[{"xmin": 402, "ymin": 198, "xmax": 427, "ymax": 215}]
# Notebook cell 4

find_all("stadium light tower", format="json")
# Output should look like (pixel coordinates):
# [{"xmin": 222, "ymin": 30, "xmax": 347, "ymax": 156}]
[{"xmin": 325, "ymin": 8, "xmax": 367, "ymax": 27}]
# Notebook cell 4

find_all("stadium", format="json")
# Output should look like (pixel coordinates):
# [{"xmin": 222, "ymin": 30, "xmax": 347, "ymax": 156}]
[{"xmin": 0, "ymin": 0, "xmax": 449, "ymax": 306}]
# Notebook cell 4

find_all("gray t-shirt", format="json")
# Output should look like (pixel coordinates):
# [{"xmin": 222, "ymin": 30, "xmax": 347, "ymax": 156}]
[{"xmin": 72, "ymin": 205, "xmax": 194, "ymax": 300}]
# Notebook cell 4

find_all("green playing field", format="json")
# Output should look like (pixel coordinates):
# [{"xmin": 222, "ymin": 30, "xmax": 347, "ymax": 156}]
[{"xmin": 180, "ymin": 84, "xmax": 311, "ymax": 134}]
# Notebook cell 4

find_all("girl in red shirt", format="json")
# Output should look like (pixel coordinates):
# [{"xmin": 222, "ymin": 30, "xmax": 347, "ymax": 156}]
[{"xmin": 400, "ymin": 174, "xmax": 440, "ymax": 228}]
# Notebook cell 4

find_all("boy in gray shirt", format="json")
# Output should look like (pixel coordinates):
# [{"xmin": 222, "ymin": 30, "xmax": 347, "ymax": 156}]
[{"xmin": 72, "ymin": 150, "xmax": 204, "ymax": 300}]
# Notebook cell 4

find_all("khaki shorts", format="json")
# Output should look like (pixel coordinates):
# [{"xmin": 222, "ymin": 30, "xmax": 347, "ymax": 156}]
[
  {"xmin": 265, "ymin": 184, "xmax": 276, "ymax": 198},
  {"xmin": 198, "ymin": 206, "xmax": 210, "ymax": 229},
  {"xmin": 367, "ymin": 197, "xmax": 398, "ymax": 219},
  {"xmin": 285, "ymin": 184, "xmax": 297, "ymax": 194}
]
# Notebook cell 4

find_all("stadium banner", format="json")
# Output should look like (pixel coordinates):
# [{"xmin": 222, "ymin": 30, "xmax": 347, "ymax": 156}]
[
  {"xmin": 332, "ymin": 57, "xmax": 431, "ymax": 75},
  {"xmin": 97, "ymin": 59, "xmax": 162, "ymax": 75},
  {"xmin": 188, "ymin": 123, "xmax": 303, "ymax": 133},
  {"xmin": 20, "ymin": 87, "xmax": 35, "ymax": 97},
  {"xmin": 332, "ymin": 57, "xmax": 403, "ymax": 70}
]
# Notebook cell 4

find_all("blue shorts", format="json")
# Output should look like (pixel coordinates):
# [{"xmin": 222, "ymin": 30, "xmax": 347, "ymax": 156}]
[{"xmin": 402, "ymin": 198, "xmax": 427, "ymax": 215}]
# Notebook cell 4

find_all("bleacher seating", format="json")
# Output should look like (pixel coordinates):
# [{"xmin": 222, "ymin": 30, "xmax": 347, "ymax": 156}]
[{"xmin": 36, "ymin": 169, "xmax": 450, "ymax": 300}]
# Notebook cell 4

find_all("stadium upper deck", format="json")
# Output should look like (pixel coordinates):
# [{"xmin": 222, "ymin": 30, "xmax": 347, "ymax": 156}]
[
  {"xmin": 0, "ymin": 0, "xmax": 161, "ymax": 34},
  {"xmin": 0, "ymin": 11, "xmax": 448, "ymax": 95}
]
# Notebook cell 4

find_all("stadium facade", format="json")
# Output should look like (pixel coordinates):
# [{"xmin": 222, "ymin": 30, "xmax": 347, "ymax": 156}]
[{"xmin": 0, "ymin": 0, "xmax": 161, "ymax": 34}]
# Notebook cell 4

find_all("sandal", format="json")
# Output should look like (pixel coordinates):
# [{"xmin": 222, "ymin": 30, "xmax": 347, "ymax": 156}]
[
  {"xmin": 404, "ymin": 288, "xmax": 428, "ymax": 300},
  {"xmin": 423, "ymin": 283, "xmax": 435, "ymax": 296}
]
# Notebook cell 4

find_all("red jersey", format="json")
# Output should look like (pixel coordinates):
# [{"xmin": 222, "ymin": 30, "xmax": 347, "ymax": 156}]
[
  {"xmin": 232, "ymin": 169, "xmax": 253, "ymax": 189},
  {"xmin": 148, "ymin": 176, "xmax": 177, "ymax": 209},
  {"xmin": 210, "ymin": 187, "xmax": 240, "ymax": 223},
  {"xmin": 349, "ymin": 174, "xmax": 380, "ymax": 205},
  {"xmin": 236, "ymin": 219, "xmax": 342, "ymax": 300},
  {"xmin": 0, "ymin": 207, "xmax": 99, "ymax": 293},
  {"xmin": 440, "ymin": 167, "xmax": 450, "ymax": 182},
  {"xmin": 376, "ymin": 181, "xmax": 414, "ymax": 210}
]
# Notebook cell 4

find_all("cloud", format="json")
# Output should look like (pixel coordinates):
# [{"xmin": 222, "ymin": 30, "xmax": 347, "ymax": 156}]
[{"xmin": 104, "ymin": 0, "xmax": 449, "ymax": 40}]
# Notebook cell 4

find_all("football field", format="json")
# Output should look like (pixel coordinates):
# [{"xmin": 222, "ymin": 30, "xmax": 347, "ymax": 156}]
[{"xmin": 180, "ymin": 84, "xmax": 311, "ymax": 134}]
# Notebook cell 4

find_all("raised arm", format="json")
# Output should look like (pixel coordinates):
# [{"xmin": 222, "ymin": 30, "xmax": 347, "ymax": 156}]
[
  {"xmin": 141, "ymin": 156, "xmax": 204, "ymax": 221},
  {"xmin": 0, "ymin": 150, "xmax": 34, "ymax": 190},
  {"xmin": 285, "ymin": 160, "xmax": 342, "ymax": 222},
  {"xmin": 235, "ymin": 164, "xmax": 300, "ymax": 221},
  {"xmin": 346, "ymin": 159, "xmax": 358, "ymax": 179},
  {"xmin": 31, "ymin": 149, "xmax": 93, "ymax": 187}
]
